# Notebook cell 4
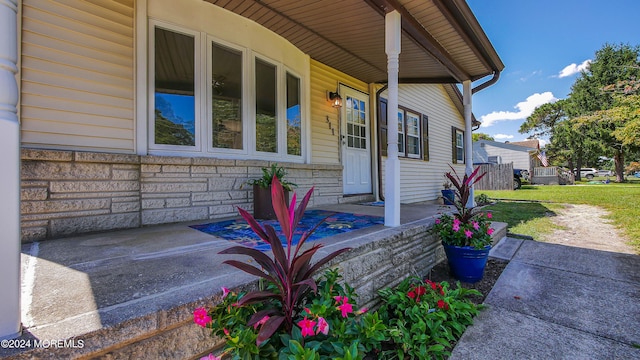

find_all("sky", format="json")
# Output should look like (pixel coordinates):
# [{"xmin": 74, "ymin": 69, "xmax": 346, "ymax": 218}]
[{"xmin": 466, "ymin": 0, "xmax": 640, "ymax": 146}]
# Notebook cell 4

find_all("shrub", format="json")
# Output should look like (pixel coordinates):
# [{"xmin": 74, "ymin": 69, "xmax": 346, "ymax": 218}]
[{"xmin": 377, "ymin": 276, "xmax": 482, "ymax": 359}]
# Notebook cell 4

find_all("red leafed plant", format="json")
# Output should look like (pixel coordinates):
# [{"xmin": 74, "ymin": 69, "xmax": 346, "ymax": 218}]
[
  {"xmin": 219, "ymin": 176, "xmax": 351, "ymax": 344},
  {"xmin": 444, "ymin": 165, "xmax": 486, "ymax": 223}
]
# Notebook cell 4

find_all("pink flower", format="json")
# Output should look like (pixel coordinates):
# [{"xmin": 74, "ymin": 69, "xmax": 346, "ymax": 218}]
[
  {"xmin": 316, "ymin": 317, "xmax": 329, "ymax": 335},
  {"xmin": 201, "ymin": 354, "xmax": 221, "ymax": 360},
  {"xmin": 223, "ymin": 328, "xmax": 230, "ymax": 336},
  {"xmin": 464, "ymin": 229, "xmax": 473, "ymax": 238},
  {"xmin": 193, "ymin": 307, "xmax": 211, "ymax": 327},
  {"xmin": 298, "ymin": 317, "xmax": 317, "ymax": 337},
  {"xmin": 253, "ymin": 315, "xmax": 270, "ymax": 330},
  {"xmin": 334, "ymin": 296, "xmax": 344, "ymax": 303},
  {"xmin": 452, "ymin": 223, "xmax": 460, "ymax": 232},
  {"xmin": 435, "ymin": 218, "xmax": 441, "ymax": 224},
  {"xmin": 337, "ymin": 300, "xmax": 353, "ymax": 318},
  {"xmin": 472, "ymin": 221, "xmax": 480, "ymax": 230},
  {"xmin": 487, "ymin": 228, "xmax": 495, "ymax": 235},
  {"xmin": 221, "ymin": 287, "xmax": 230, "ymax": 299},
  {"xmin": 304, "ymin": 307, "xmax": 312, "ymax": 315},
  {"xmin": 356, "ymin": 307, "xmax": 368, "ymax": 315},
  {"xmin": 453, "ymin": 218, "xmax": 461, "ymax": 226},
  {"xmin": 487, "ymin": 212, "xmax": 493, "ymax": 219}
]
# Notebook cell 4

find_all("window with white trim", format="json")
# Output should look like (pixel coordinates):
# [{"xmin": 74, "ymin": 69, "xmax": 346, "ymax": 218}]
[
  {"xmin": 211, "ymin": 42, "xmax": 243, "ymax": 150},
  {"xmin": 378, "ymin": 98, "xmax": 429, "ymax": 160},
  {"xmin": 452, "ymin": 127, "xmax": 465, "ymax": 163},
  {"xmin": 150, "ymin": 22, "xmax": 304, "ymax": 160},
  {"xmin": 153, "ymin": 26, "xmax": 198, "ymax": 149}
]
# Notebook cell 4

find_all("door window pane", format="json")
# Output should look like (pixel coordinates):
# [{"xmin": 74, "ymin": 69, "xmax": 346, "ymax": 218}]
[
  {"xmin": 211, "ymin": 43, "xmax": 243, "ymax": 149},
  {"xmin": 255, "ymin": 59, "xmax": 277, "ymax": 152},
  {"xmin": 346, "ymin": 96, "xmax": 367, "ymax": 149},
  {"xmin": 154, "ymin": 28, "xmax": 195, "ymax": 146},
  {"xmin": 286, "ymin": 73, "xmax": 301, "ymax": 156}
]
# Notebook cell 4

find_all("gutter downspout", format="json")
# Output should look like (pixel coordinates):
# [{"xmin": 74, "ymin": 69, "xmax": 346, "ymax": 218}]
[
  {"xmin": 472, "ymin": 71, "xmax": 500, "ymax": 94},
  {"xmin": 466, "ymin": 70, "xmax": 499, "ymax": 209}
]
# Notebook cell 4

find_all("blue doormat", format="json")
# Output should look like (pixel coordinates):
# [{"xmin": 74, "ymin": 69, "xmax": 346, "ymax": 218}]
[
  {"xmin": 190, "ymin": 210, "xmax": 384, "ymax": 251},
  {"xmin": 360, "ymin": 201, "xmax": 384, "ymax": 207}
]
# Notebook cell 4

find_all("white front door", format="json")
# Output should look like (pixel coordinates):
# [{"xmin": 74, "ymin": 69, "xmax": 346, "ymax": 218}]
[{"xmin": 341, "ymin": 87, "xmax": 372, "ymax": 194}]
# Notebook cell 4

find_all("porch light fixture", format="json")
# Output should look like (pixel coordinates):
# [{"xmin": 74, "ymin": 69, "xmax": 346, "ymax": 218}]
[{"xmin": 327, "ymin": 91, "xmax": 342, "ymax": 108}]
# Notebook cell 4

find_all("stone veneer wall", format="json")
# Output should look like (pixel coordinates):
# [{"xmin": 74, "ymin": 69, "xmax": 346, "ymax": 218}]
[{"xmin": 20, "ymin": 149, "xmax": 346, "ymax": 242}]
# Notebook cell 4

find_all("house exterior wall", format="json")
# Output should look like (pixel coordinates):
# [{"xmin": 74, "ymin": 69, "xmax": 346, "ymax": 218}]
[
  {"xmin": 20, "ymin": 148, "xmax": 342, "ymax": 242},
  {"xmin": 16, "ymin": 1, "xmax": 350, "ymax": 241},
  {"xmin": 380, "ymin": 84, "xmax": 466, "ymax": 203},
  {"xmin": 16, "ymin": 0, "xmax": 461, "ymax": 240},
  {"xmin": 309, "ymin": 60, "xmax": 369, "ymax": 165},
  {"xmin": 20, "ymin": 0, "xmax": 135, "ymax": 153},
  {"xmin": 473, "ymin": 141, "xmax": 532, "ymax": 171}
]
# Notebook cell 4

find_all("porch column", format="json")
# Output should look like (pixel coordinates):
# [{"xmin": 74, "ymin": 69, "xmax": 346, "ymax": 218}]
[
  {"xmin": 384, "ymin": 10, "xmax": 401, "ymax": 227},
  {"xmin": 0, "ymin": 0, "xmax": 22, "ymax": 340},
  {"xmin": 463, "ymin": 80, "xmax": 474, "ymax": 208}
]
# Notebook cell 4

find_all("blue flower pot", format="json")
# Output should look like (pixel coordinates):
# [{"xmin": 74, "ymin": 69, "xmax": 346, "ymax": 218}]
[
  {"xmin": 442, "ymin": 244, "xmax": 491, "ymax": 283},
  {"xmin": 441, "ymin": 189, "xmax": 455, "ymax": 205}
]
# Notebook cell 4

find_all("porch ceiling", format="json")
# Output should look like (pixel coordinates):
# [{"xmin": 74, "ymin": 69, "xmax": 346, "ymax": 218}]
[{"xmin": 204, "ymin": 0, "xmax": 504, "ymax": 84}]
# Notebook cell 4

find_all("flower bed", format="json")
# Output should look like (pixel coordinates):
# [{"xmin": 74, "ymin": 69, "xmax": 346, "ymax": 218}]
[{"xmin": 192, "ymin": 177, "xmax": 487, "ymax": 359}]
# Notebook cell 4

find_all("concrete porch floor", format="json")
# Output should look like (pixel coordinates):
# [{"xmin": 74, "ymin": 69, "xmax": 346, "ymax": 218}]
[{"xmin": 5, "ymin": 201, "xmax": 457, "ymax": 359}]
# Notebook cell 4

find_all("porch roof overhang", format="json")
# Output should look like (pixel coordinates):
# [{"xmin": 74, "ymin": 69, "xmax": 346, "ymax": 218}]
[{"xmin": 204, "ymin": 0, "xmax": 504, "ymax": 86}]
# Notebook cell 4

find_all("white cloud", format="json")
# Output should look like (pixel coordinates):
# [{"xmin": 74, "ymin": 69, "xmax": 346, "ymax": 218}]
[
  {"xmin": 494, "ymin": 134, "xmax": 514, "ymax": 140},
  {"xmin": 519, "ymin": 70, "xmax": 542, "ymax": 82},
  {"xmin": 479, "ymin": 92, "xmax": 558, "ymax": 128},
  {"xmin": 558, "ymin": 59, "xmax": 591, "ymax": 78}
]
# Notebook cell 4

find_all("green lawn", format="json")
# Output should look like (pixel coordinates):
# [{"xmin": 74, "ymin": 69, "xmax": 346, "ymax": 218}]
[{"xmin": 477, "ymin": 179, "xmax": 640, "ymax": 253}]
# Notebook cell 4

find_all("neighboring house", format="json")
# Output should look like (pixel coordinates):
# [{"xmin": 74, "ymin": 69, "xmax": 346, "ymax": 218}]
[
  {"xmin": 1, "ymin": 0, "xmax": 503, "ymax": 339},
  {"xmin": 473, "ymin": 139, "xmax": 539, "ymax": 172}
]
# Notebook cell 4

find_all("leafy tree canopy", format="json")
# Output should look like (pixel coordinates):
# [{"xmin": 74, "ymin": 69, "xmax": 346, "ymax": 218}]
[
  {"xmin": 472, "ymin": 133, "xmax": 494, "ymax": 141},
  {"xmin": 520, "ymin": 99, "xmax": 567, "ymax": 137}
]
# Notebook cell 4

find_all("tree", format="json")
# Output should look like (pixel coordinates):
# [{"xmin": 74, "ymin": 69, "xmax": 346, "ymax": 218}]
[
  {"xmin": 545, "ymin": 118, "xmax": 602, "ymax": 180},
  {"xmin": 520, "ymin": 99, "xmax": 567, "ymax": 138},
  {"xmin": 519, "ymin": 99, "xmax": 594, "ymax": 177},
  {"xmin": 472, "ymin": 133, "xmax": 494, "ymax": 141},
  {"xmin": 566, "ymin": 43, "xmax": 640, "ymax": 181}
]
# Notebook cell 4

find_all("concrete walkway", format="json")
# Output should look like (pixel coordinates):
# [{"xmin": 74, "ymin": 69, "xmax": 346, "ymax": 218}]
[{"xmin": 452, "ymin": 238, "xmax": 640, "ymax": 359}]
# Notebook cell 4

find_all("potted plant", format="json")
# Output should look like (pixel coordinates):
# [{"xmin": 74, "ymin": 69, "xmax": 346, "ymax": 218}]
[
  {"xmin": 441, "ymin": 180, "xmax": 455, "ymax": 205},
  {"xmin": 246, "ymin": 163, "xmax": 297, "ymax": 219},
  {"xmin": 432, "ymin": 165, "xmax": 495, "ymax": 283}
]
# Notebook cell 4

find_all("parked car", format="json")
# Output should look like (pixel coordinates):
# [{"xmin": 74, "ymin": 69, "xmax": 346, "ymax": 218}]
[
  {"xmin": 513, "ymin": 169, "xmax": 528, "ymax": 190},
  {"xmin": 597, "ymin": 170, "xmax": 612, "ymax": 177},
  {"xmin": 573, "ymin": 168, "xmax": 598, "ymax": 180}
]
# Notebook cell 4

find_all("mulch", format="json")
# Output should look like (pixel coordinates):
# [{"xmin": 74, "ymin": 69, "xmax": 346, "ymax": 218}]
[{"xmin": 426, "ymin": 258, "xmax": 509, "ymax": 304}]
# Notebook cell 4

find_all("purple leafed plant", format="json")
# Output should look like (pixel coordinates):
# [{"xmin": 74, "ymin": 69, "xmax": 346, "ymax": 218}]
[
  {"xmin": 444, "ymin": 165, "xmax": 487, "ymax": 223},
  {"xmin": 219, "ymin": 176, "xmax": 351, "ymax": 344}
]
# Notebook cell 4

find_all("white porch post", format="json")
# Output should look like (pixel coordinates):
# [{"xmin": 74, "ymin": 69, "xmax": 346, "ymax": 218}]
[
  {"xmin": 384, "ymin": 11, "xmax": 401, "ymax": 227},
  {"xmin": 0, "ymin": 0, "xmax": 22, "ymax": 340},
  {"xmin": 463, "ymin": 80, "xmax": 474, "ymax": 208}
]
